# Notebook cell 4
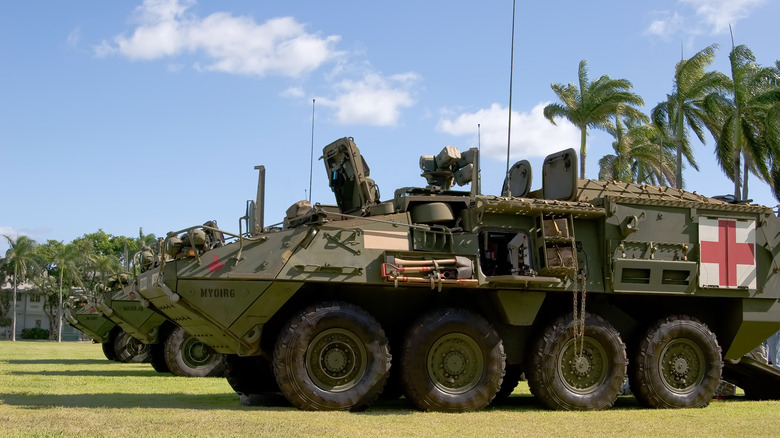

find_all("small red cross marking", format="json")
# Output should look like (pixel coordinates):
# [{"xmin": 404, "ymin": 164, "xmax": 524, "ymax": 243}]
[{"xmin": 700, "ymin": 220, "xmax": 754, "ymax": 287}]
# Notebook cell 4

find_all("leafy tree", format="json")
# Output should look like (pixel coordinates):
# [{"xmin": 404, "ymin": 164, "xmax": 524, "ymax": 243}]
[
  {"xmin": 651, "ymin": 44, "xmax": 730, "ymax": 189},
  {"xmin": 31, "ymin": 273, "xmax": 58, "ymax": 337},
  {"xmin": 544, "ymin": 59, "xmax": 646, "ymax": 179},
  {"xmin": 3, "ymin": 235, "xmax": 39, "ymax": 341}
]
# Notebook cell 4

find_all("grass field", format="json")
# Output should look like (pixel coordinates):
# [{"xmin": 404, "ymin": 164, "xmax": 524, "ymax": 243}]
[{"xmin": 1, "ymin": 341, "xmax": 780, "ymax": 437}]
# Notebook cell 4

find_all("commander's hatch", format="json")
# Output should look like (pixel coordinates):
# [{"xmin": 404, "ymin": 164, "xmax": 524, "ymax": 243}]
[
  {"xmin": 542, "ymin": 148, "xmax": 578, "ymax": 201},
  {"xmin": 322, "ymin": 137, "xmax": 379, "ymax": 215}
]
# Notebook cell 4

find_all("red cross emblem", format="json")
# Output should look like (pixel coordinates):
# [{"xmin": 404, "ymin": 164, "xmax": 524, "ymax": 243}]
[{"xmin": 699, "ymin": 218, "xmax": 756, "ymax": 288}]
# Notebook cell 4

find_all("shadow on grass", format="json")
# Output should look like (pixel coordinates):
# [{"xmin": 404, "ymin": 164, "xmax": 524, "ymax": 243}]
[
  {"xmin": 4, "ymin": 359, "xmax": 116, "ymax": 365},
  {"xmin": 0, "ymin": 392, "xmax": 255, "ymax": 410},
  {"xmin": 10, "ymin": 369, "xmax": 167, "ymax": 378}
]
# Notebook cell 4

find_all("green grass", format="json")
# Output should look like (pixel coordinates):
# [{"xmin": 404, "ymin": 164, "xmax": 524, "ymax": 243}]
[{"xmin": 2, "ymin": 341, "xmax": 780, "ymax": 437}]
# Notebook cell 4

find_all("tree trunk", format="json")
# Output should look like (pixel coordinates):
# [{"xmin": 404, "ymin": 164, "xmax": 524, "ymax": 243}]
[
  {"xmin": 675, "ymin": 138, "xmax": 683, "ymax": 189},
  {"xmin": 57, "ymin": 270, "xmax": 63, "ymax": 343},
  {"xmin": 580, "ymin": 127, "xmax": 587, "ymax": 179},
  {"xmin": 742, "ymin": 153, "xmax": 750, "ymax": 201},
  {"xmin": 11, "ymin": 267, "xmax": 17, "ymax": 342}
]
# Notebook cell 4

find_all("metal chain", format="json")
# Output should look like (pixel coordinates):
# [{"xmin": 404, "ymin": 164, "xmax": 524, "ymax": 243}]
[{"xmin": 571, "ymin": 244, "xmax": 587, "ymax": 358}]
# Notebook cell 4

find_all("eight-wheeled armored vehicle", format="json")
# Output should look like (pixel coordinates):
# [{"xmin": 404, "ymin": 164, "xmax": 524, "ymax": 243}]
[{"xmin": 133, "ymin": 137, "xmax": 780, "ymax": 411}]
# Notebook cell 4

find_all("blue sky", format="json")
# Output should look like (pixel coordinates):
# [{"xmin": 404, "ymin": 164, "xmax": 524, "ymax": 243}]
[{"xmin": 2, "ymin": 0, "xmax": 779, "ymax": 254}]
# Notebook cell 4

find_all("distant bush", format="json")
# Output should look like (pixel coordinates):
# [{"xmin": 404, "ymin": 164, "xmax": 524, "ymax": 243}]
[{"xmin": 21, "ymin": 327, "xmax": 50, "ymax": 340}]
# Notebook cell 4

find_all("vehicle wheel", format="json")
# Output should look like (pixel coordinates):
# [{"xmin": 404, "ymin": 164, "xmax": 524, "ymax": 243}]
[
  {"xmin": 224, "ymin": 354, "xmax": 280, "ymax": 395},
  {"xmin": 400, "ymin": 308, "xmax": 505, "ymax": 412},
  {"xmin": 630, "ymin": 315, "xmax": 722, "ymax": 408},
  {"xmin": 164, "ymin": 326, "xmax": 225, "ymax": 377},
  {"xmin": 273, "ymin": 301, "xmax": 391, "ymax": 411},
  {"xmin": 150, "ymin": 343, "xmax": 170, "ymax": 373},
  {"xmin": 494, "ymin": 364, "xmax": 523, "ymax": 402},
  {"xmin": 102, "ymin": 341, "xmax": 119, "ymax": 361},
  {"xmin": 527, "ymin": 312, "xmax": 626, "ymax": 410},
  {"xmin": 114, "ymin": 330, "xmax": 152, "ymax": 363}
]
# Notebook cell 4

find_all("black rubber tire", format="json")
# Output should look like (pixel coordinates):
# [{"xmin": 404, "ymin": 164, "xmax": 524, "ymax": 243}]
[
  {"xmin": 526, "ymin": 312, "xmax": 626, "ymax": 410},
  {"xmin": 113, "ymin": 330, "xmax": 152, "ymax": 363},
  {"xmin": 102, "ymin": 341, "xmax": 119, "ymax": 361},
  {"xmin": 224, "ymin": 354, "xmax": 280, "ymax": 395},
  {"xmin": 163, "ymin": 326, "xmax": 225, "ymax": 377},
  {"xmin": 400, "ymin": 308, "xmax": 505, "ymax": 412},
  {"xmin": 493, "ymin": 364, "xmax": 523, "ymax": 402},
  {"xmin": 273, "ymin": 301, "xmax": 391, "ymax": 411},
  {"xmin": 629, "ymin": 315, "xmax": 722, "ymax": 409},
  {"xmin": 150, "ymin": 342, "xmax": 170, "ymax": 373}
]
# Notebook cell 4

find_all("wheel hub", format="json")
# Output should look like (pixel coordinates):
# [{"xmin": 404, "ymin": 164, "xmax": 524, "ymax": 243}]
[
  {"xmin": 670, "ymin": 355, "xmax": 689, "ymax": 379},
  {"xmin": 660, "ymin": 338, "xmax": 705, "ymax": 392},
  {"xmin": 306, "ymin": 328, "xmax": 366, "ymax": 392},
  {"xmin": 557, "ymin": 336, "xmax": 608, "ymax": 393},
  {"xmin": 442, "ymin": 350, "xmax": 467, "ymax": 378},
  {"xmin": 571, "ymin": 354, "xmax": 591, "ymax": 376},
  {"xmin": 427, "ymin": 333, "xmax": 484, "ymax": 394},
  {"xmin": 321, "ymin": 344, "xmax": 351, "ymax": 377}
]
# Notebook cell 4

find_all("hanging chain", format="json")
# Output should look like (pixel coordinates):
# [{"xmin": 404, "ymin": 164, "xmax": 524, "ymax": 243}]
[
  {"xmin": 571, "ymin": 238, "xmax": 587, "ymax": 358},
  {"xmin": 572, "ymin": 271, "xmax": 587, "ymax": 357}
]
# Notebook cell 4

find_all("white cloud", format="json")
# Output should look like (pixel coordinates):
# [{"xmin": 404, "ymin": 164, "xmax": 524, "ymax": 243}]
[
  {"xmin": 66, "ymin": 27, "xmax": 81, "ymax": 49},
  {"xmin": 281, "ymin": 86, "xmax": 305, "ymax": 98},
  {"xmin": 646, "ymin": 12, "xmax": 685, "ymax": 37},
  {"xmin": 681, "ymin": 0, "xmax": 766, "ymax": 34},
  {"xmin": 649, "ymin": 0, "xmax": 767, "ymax": 37},
  {"xmin": 437, "ymin": 102, "xmax": 580, "ymax": 161},
  {"xmin": 318, "ymin": 72, "xmax": 419, "ymax": 126},
  {"xmin": 96, "ymin": 0, "xmax": 342, "ymax": 78}
]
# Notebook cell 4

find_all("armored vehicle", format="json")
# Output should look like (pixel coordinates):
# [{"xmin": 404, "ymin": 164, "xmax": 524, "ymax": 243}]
[
  {"xmin": 64, "ymin": 295, "xmax": 149, "ymax": 363},
  {"xmin": 96, "ymin": 265, "xmax": 225, "ymax": 377},
  {"xmin": 134, "ymin": 137, "xmax": 780, "ymax": 411}
]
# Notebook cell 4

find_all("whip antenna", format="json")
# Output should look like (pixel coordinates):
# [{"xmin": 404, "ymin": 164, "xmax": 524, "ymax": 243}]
[
  {"xmin": 505, "ymin": 0, "xmax": 517, "ymax": 194},
  {"xmin": 309, "ymin": 99, "xmax": 315, "ymax": 203}
]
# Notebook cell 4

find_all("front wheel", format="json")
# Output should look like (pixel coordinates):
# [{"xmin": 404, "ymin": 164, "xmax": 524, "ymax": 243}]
[
  {"xmin": 164, "ymin": 326, "xmax": 225, "ymax": 377},
  {"xmin": 630, "ymin": 315, "xmax": 721, "ymax": 408},
  {"xmin": 114, "ymin": 330, "xmax": 151, "ymax": 363},
  {"xmin": 400, "ymin": 308, "xmax": 505, "ymax": 412},
  {"xmin": 526, "ymin": 312, "xmax": 626, "ymax": 410},
  {"xmin": 273, "ymin": 301, "xmax": 390, "ymax": 411}
]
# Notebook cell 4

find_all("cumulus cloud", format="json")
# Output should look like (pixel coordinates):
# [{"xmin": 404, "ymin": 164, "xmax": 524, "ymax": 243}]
[
  {"xmin": 437, "ymin": 102, "xmax": 580, "ymax": 161},
  {"xmin": 318, "ymin": 72, "xmax": 419, "ymax": 126},
  {"xmin": 681, "ymin": 0, "xmax": 766, "ymax": 34},
  {"xmin": 646, "ymin": 11, "xmax": 685, "ymax": 37},
  {"xmin": 95, "ymin": 0, "xmax": 341, "ymax": 78},
  {"xmin": 648, "ymin": 0, "xmax": 767, "ymax": 37}
]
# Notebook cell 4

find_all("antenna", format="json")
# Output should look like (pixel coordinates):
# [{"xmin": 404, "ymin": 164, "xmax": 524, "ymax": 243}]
[
  {"xmin": 505, "ymin": 0, "xmax": 517, "ymax": 195},
  {"xmin": 309, "ymin": 99, "xmax": 315, "ymax": 203},
  {"xmin": 478, "ymin": 123, "xmax": 481, "ymax": 153}
]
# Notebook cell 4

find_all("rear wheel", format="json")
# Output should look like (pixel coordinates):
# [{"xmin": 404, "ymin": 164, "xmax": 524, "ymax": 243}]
[
  {"xmin": 102, "ymin": 341, "xmax": 119, "ymax": 361},
  {"xmin": 224, "ymin": 354, "xmax": 280, "ymax": 395},
  {"xmin": 273, "ymin": 301, "xmax": 390, "ymax": 411},
  {"xmin": 526, "ymin": 313, "xmax": 626, "ymax": 410},
  {"xmin": 164, "ymin": 326, "xmax": 225, "ymax": 377},
  {"xmin": 150, "ymin": 343, "xmax": 170, "ymax": 373},
  {"xmin": 630, "ymin": 315, "xmax": 721, "ymax": 408},
  {"xmin": 400, "ymin": 308, "xmax": 505, "ymax": 412},
  {"xmin": 114, "ymin": 330, "xmax": 151, "ymax": 363}
]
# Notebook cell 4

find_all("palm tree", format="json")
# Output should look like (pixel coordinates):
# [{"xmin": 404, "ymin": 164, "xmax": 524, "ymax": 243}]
[
  {"xmin": 598, "ymin": 112, "xmax": 677, "ymax": 185},
  {"xmin": 708, "ymin": 45, "xmax": 780, "ymax": 200},
  {"xmin": 651, "ymin": 44, "xmax": 730, "ymax": 189},
  {"xmin": 544, "ymin": 59, "xmax": 646, "ymax": 179},
  {"xmin": 51, "ymin": 240, "xmax": 94, "ymax": 342},
  {"xmin": 3, "ymin": 235, "xmax": 38, "ymax": 341}
]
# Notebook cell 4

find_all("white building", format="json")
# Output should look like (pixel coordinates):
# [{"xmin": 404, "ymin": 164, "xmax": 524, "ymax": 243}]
[{"xmin": 1, "ymin": 283, "xmax": 83, "ymax": 341}]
